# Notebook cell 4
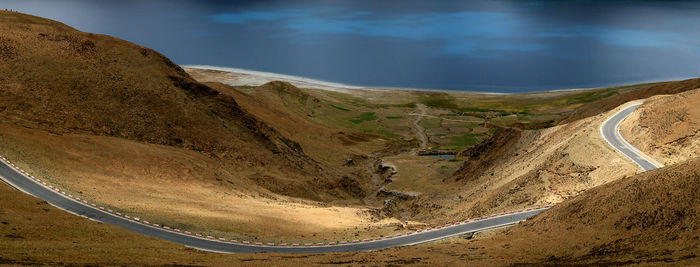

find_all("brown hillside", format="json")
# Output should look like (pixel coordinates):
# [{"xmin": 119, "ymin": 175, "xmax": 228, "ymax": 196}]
[
  {"xmin": 0, "ymin": 11, "xmax": 295, "ymax": 159},
  {"xmin": 358, "ymin": 156, "xmax": 700, "ymax": 265},
  {"xmin": 384, "ymin": 103, "xmax": 639, "ymax": 225},
  {"xmin": 1, "ymin": 145, "xmax": 697, "ymax": 266},
  {"xmin": 562, "ymin": 78, "xmax": 700, "ymax": 123},
  {"xmin": 0, "ymin": 11, "xmax": 365, "ymax": 201},
  {"xmin": 620, "ymin": 88, "xmax": 700, "ymax": 166},
  {"xmin": 451, "ymin": 127, "xmax": 524, "ymax": 182},
  {"xmin": 203, "ymin": 81, "xmax": 379, "ymax": 199},
  {"xmin": 256, "ymin": 80, "xmax": 314, "ymax": 100},
  {"xmin": 474, "ymin": 156, "xmax": 700, "ymax": 265},
  {"xmin": 205, "ymin": 81, "xmax": 381, "ymax": 161},
  {"xmin": 0, "ymin": 11, "xmax": 394, "ymax": 242}
]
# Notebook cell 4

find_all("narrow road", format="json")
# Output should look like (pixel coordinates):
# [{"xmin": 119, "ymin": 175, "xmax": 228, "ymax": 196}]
[
  {"xmin": 0, "ymin": 154, "xmax": 547, "ymax": 253},
  {"xmin": 600, "ymin": 103, "xmax": 661, "ymax": 171},
  {"xmin": 412, "ymin": 104, "xmax": 430, "ymax": 152},
  {"xmin": 0, "ymin": 101, "xmax": 652, "ymax": 253}
]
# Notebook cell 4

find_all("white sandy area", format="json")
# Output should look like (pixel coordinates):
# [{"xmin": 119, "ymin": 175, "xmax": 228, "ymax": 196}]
[
  {"xmin": 185, "ymin": 65, "xmax": 691, "ymax": 96},
  {"xmin": 183, "ymin": 65, "xmax": 513, "ymax": 95},
  {"xmin": 183, "ymin": 65, "xmax": 363, "ymax": 92}
]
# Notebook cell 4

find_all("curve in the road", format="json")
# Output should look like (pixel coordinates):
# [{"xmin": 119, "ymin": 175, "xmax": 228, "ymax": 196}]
[
  {"xmin": 0, "ymin": 153, "xmax": 549, "ymax": 253},
  {"xmin": 600, "ymin": 103, "xmax": 661, "ymax": 171},
  {"xmin": 0, "ymin": 101, "xmax": 662, "ymax": 253}
]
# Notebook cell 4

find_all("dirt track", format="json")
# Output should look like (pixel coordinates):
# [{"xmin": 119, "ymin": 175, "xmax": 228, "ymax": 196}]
[{"xmin": 411, "ymin": 104, "xmax": 430, "ymax": 153}]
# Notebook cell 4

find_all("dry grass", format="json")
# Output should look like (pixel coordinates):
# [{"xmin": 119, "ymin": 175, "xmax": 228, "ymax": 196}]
[
  {"xmin": 0, "ymin": 11, "xmax": 390, "ymax": 241},
  {"xmin": 378, "ymin": 102, "xmax": 641, "ymax": 226},
  {"xmin": 562, "ymin": 78, "xmax": 700, "ymax": 123},
  {"xmin": 2, "ymin": 157, "xmax": 697, "ymax": 266},
  {"xmin": 0, "ymin": 123, "xmax": 405, "ymax": 242},
  {"xmin": 1, "ymin": 11, "xmax": 698, "ymax": 265},
  {"xmin": 620, "ymin": 88, "xmax": 700, "ymax": 166},
  {"xmin": 204, "ymin": 81, "xmax": 385, "ymax": 168},
  {"xmin": 0, "ymin": 11, "xmax": 365, "ymax": 204}
]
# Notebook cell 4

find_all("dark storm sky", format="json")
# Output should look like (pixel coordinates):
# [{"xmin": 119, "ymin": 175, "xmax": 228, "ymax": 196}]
[{"xmin": 3, "ymin": 0, "xmax": 700, "ymax": 92}]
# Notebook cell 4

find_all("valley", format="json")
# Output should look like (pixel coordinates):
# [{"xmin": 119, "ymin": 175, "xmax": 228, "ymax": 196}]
[{"xmin": 0, "ymin": 10, "xmax": 698, "ymax": 266}]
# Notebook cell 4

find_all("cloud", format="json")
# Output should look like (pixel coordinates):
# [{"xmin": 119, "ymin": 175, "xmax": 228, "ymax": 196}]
[
  {"xmin": 443, "ymin": 42, "xmax": 546, "ymax": 58},
  {"xmin": 211, "ymin": 8, "xmax": 545, "ymax": 57},
  {"xmin": 539, "ymin": 26, "xmax": 685, "ymax": 48},
  {"xmin": 210, "ymin": 7, "xmax": 693, "ymax": 57},
  {"xmin": 211, "ymin": 9, "xmax": 305, "ymax": 24}
]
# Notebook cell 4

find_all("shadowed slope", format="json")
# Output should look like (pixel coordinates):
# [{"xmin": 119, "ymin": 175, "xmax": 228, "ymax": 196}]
[{"xmin": 0, "ymin": 11, "xmax": 368, "ymax": 202}]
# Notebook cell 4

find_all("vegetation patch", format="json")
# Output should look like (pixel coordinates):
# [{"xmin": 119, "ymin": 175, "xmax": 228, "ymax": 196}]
[
  {"xmin": 381, "ymin": 102, "xmax": 417, "ymax": 108},
  {"xmin": 366, "ymin": 129, "xmax": 401, "ymax": 138},
  {"xmin": 563, "ymin": 88, "xmax": 618, "ymax": 105},
  {"xmin": 418, "ymin": 93, "xmax": 460, "ymax": 110},
  {"xmin": 330, "ymin": 104, "xmax": 351, "ymax": 111},
  {"xmin": 350, "ymin": 112, "xmax": 378, "ymax": 124},
  {"xmin": 230, "ymin": 85, "xmax": 257, "ymax": 90},
  {"xmin": 422, "ymin": 118, "xmax": 442, "ymax": 129},
  {"xmin": 448, "ymin": 133, "xmax": 485, "ymax": 148}
]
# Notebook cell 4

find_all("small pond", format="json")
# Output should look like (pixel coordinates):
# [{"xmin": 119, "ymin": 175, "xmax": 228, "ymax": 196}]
[{"xmin": 421, "ymin": 154, "xmax": 457, "ymax": 160}]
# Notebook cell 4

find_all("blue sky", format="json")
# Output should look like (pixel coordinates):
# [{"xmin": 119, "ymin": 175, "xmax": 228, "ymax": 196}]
[{"xmin": 3, "ymin": 0, "xmax": 700, "ymax": 92}]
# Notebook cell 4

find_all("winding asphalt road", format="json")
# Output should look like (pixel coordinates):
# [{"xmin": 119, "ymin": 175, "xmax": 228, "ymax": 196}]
[
  {"xmin": 0, "ymin": 101, "xmax": 659, "ymax": 253},
  {"xmin": 600, "ymin": 103, "xmax": 661, "ymax": 171},
  {"xmin": 0, "ymin": 154, "xmax": 547, "ymax": 253}
]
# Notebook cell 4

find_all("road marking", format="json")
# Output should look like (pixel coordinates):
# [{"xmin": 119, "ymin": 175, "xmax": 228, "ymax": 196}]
[
  {"xmin": 599, "ymin": 102, "xmax": 661, "ymax": 171},
  {"xmin": 0, "ymin": 153, "xmax": 550, "ymax": 252}
]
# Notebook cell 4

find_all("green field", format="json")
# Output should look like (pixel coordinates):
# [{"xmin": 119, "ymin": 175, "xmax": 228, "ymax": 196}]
[
  {"xmin": 268, "ymin": 81, "xmax": 663, "ymax": 152},
  {"xmin": 350, "ymin": 112, "xmax": 378, "ymax": 124}
]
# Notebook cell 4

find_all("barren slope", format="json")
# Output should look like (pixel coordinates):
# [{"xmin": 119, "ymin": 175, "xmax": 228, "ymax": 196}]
[
  {"xmin": 379, "ymin": 102, "xmax": 642, "ymax": 224},
  {"xmin": 0, "ymin": 11, "xmax": 388, "ymax": 241},
  {"xmin": 2, "ymin": 10, "xmax": 698, "ymax": 265},
  {"xmin": 619, "ymin": 89, "xmax": 700, "ymax": 166},
  {"xmin": 2, "ymin": 156, "xmax": 697, "ymax": 266},
  {"xmin": 203, "ymin": 81, "xmax": 385, "ymax": 167},
  {"xmin": 0, "ymin": 123, "xmax": 396, "ymax": 242},
  {"xmin": 0, "ymin": 11, "xmax": 371, "ymax": 201},
  {"xmin": 470, "ymin": 156, "xmax": 700, "ymax": 265}
]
